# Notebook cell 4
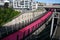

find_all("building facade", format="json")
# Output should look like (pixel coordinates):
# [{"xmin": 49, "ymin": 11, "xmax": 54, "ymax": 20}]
[
  {"xmin": 32, "ymin": 2, "xmax": 38, "ymax": 11},
  {"xmin": 0, "ymin": 0, "xmax": 4, "ymax": 6},
  {"xmin": 13, "ymin": 0, "xmax": 33, "ymax": 10},
  {"xmin": 0, "ymin": 0, "xmax": 9, "ymax": 7}
]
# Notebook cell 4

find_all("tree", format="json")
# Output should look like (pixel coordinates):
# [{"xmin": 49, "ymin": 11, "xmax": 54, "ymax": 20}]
[{"xmin": 4, "ymin": 2, "xmax": 9, "ymax": 8}]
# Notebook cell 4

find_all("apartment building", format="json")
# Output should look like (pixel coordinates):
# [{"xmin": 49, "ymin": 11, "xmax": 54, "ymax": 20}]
[
  {"xmin": 13, "ymin": 0, "xmax": 33, "ymax": 10},
  {"xmin": 32, "ymin": 2, "xmax": 38, "ymax": 11}
]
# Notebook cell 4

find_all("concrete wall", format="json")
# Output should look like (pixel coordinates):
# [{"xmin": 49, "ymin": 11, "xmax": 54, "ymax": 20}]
[{"xmin": 3, "ymin": 11, "xmax": 46, "ymax": 26}]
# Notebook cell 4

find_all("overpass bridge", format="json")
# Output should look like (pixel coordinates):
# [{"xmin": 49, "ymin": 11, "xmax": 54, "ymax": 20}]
[
  {"xmin": 43, "ymin": 5, "xmax": 60, "ymax": 8},
  {"xmin": 41, "ymin": 5, "xmax": 60, "ymax": 12}
]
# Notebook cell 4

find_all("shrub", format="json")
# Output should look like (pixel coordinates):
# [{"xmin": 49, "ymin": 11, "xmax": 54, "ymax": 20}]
[{"xmin": 0, "ymin": 8, "xmax": 20, "ymax": 26}]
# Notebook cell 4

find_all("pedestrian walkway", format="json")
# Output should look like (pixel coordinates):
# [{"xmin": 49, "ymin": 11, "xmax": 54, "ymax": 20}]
[
  {"xmin": 53, "ymin": 12, "xmax": 60, "ymax": 40},
  {"xmin": 55, "ymin": 26, "xmax": 60, "ymax": 39}
]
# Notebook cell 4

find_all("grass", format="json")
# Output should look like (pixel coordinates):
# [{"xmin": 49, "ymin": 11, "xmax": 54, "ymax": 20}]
[{"xmin": 0, "ymin": 8, "xmax": 20, "ymax": 26}]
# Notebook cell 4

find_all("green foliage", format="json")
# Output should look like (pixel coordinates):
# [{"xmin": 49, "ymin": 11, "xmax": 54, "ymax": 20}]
[{"xmin": 0, "ymin": 8, "xmax": 20, "ymax": 26}]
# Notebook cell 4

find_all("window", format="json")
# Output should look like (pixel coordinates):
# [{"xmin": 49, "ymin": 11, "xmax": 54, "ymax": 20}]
[
  {"xmin": 25, "ymin": 2, "xmax": 28, "ymax": 5},
  {"xmin": 30, "ymin": 2, "xmax": 31, "ymax": 5},
  {"xmin": 31, "ymin": 0, "xmax": 32, "ymax": 1},
  {"xmin": 25, "ymin": 1, "xmax": 28, "ymax": 2},
  {"xmin": 25, "ymin": 6, "xmax": 28, "ymax": 7},
  {"xmin": 14, "ymin": 5, "xmax": 16, "ymax": 7},
  {"xmin": 20, "ymin": 1, "xmax": 24, "ymax": 5},
  {"xmin": 22, "ymin": 6, "xmax": 24, "ymax": 8}
]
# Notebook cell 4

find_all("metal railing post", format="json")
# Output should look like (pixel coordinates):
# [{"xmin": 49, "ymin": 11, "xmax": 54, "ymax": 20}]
[
  {"xmin": 5, "ymin": 27, "xmax": 8, "ymax": 35},
  {"xmin": 50, "ymin": 9, "xmax": 56, "ymax": 38}
]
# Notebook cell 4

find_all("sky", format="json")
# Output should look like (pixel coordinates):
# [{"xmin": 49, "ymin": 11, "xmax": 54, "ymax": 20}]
[
  {"xmin": 9, "ymin": 0, "xmax": 60, "ymax": 4},
  {"xmin": 35, "ymin": 0, "xmax": 60, "ymax": 3}
]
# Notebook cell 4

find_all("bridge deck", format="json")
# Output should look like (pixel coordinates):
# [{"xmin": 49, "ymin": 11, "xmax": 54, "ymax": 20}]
[{"xmin": 43, "ymin": 5, "xmax": 60, "ymax": 8}]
